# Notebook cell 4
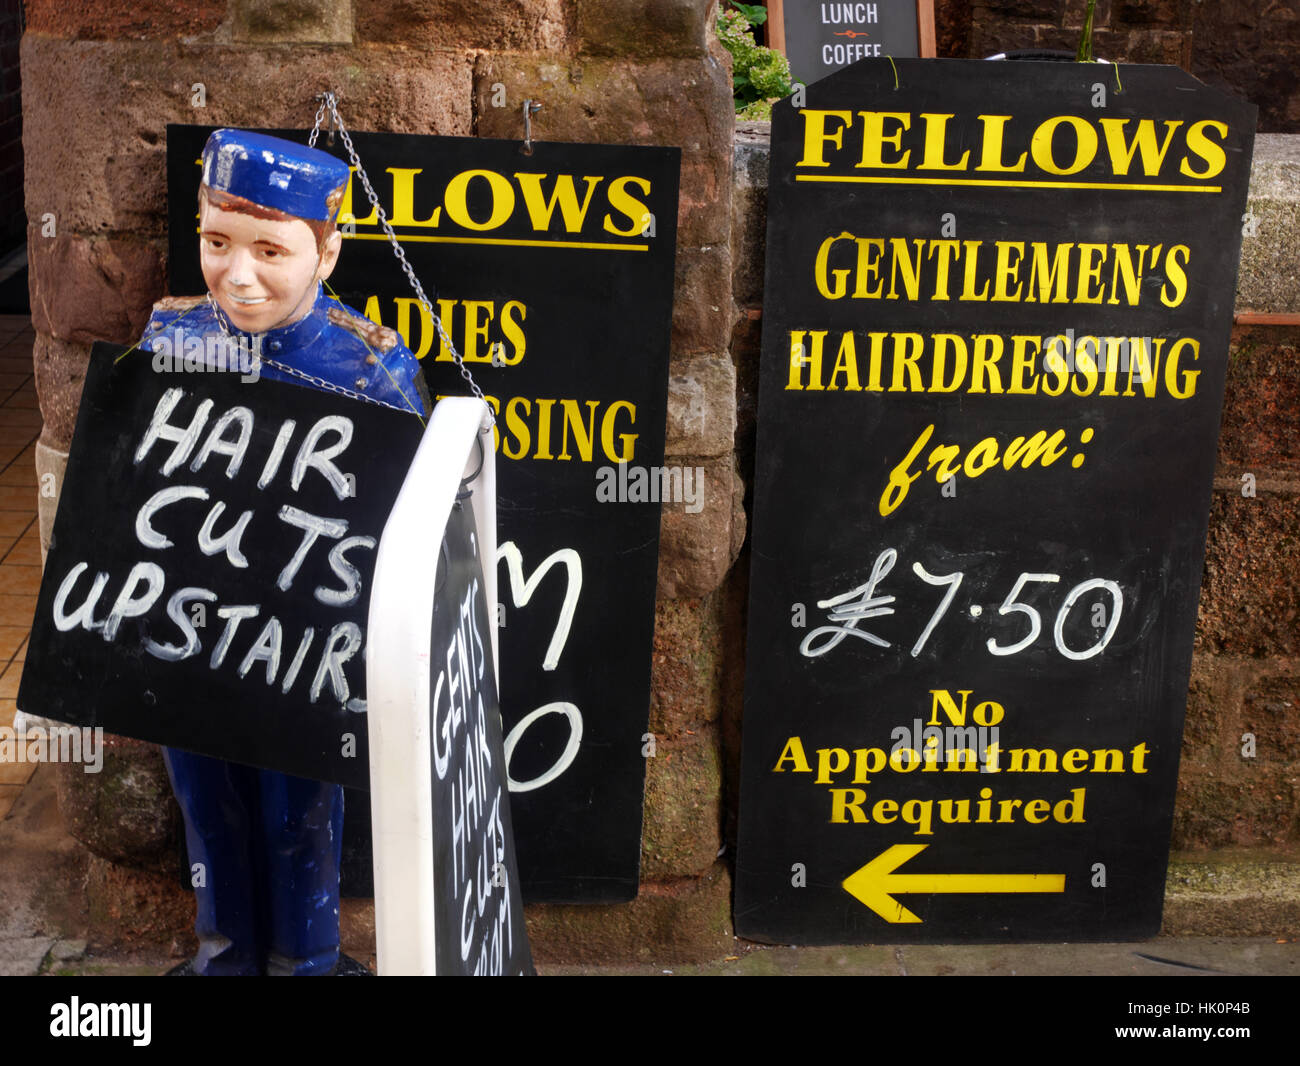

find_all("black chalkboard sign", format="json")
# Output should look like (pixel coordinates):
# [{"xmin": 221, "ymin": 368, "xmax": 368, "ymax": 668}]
[
  {"xmin": 735, "ymin": 60, "xmax": 1255, "ymax": 942},
  {"xmin": 769, "ymin": 0, "xmax": 935, "ymax": 87},
  {"xmin": 167, "ymin": 129, "xmax": 680, "ymax": 902},
  {"xmin": 18, "ymin": 344, "xmax": 423, "ymax": 789},
  {"xmin": 427, "ymin": 499, "xmax": 533, "ymax": 974}
]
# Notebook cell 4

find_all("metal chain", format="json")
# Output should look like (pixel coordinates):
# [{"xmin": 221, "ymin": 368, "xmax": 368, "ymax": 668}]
[
  {"xmin": 308, "ymin": 96, "xmax": 330, "ymax": 149},
  {"xmin": 204, "ymin": 293, "xmax": 414, "ymax": 414},
  {"xmin": 309, "ymin": 92, "xmax": 494, "ymax": 422},
  {"xmin": 263, "ymin": 358, "xmax": 413, "ymax": 411}
]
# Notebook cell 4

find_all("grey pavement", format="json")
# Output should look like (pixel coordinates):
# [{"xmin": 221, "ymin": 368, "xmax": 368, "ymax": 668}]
[
  {"xmin": 3, "ymin": 765, "xmax": 1298, "ymax": 977},
  {"xmin": 7, "ymin": 936, "xmax": 1296, "ymax": 977}
]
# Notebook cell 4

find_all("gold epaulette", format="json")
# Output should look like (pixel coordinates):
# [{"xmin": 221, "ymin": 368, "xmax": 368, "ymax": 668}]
[
  {"xmin": 327, "ymin": 306, "xmax": 399, "ymax": 352},
  {"xmin": 152, "ymin": 295, "xmax": 206, "ymax": 313}
]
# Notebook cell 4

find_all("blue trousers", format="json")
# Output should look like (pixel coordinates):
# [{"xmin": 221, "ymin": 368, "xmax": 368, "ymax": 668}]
[{"xmin": 163, "ymin": 748, "xmax": 344, "ymax": 976}]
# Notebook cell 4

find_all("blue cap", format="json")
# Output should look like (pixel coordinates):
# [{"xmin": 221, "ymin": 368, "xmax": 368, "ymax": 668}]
[{"xmin": 201, "ymin": 128, "xmax": 351, "ymax": 222}]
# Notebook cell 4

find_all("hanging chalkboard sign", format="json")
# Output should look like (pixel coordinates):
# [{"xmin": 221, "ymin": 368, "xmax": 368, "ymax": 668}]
[
  {"xmin": 167, "ymin": 128, "xmax": 680, "ymax": 902},
  {"xmin": 768, "ymin": 0, "xmax": 936, "ymax": 87},
  {"xmin": 735, "ymin": 59, "xmax": 1255, "ymax": 942},
  {"xmin": 18, "ymin": 344, "xmax": 423, "ymax": 789}
]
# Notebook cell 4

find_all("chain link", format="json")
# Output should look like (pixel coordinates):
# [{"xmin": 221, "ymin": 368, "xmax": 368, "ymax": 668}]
[
  {"xmin": 308, "ymin": 97, "xmax": 329, "ymax": 149},
  {"xmin": 204, "ymin": 293, "xmax": 415, "ymax": 414},
  {"xmin": 310, "ymin": 92, "xmax": 495, "ymax": 423}
]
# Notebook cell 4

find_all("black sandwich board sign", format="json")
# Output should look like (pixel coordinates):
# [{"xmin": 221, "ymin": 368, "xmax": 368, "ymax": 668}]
[
  {"xmin": 18, "ymin": 344, "xmax": 423, "ymax": 789},
  {"xmin": 427, "ymin": 500, "xmax": 532, "ymax": 974},
  {"xmin": 768, "ymin": 0, "xmax": 936, "ymax": 88},
  {"xmin": 167, "ymin": 128, "xmax": 681, "ymax": 902},
  {"xmin": 366, "ymin": 394, "xmax": 533, "ymax": 974},
  {"xmin": 735, "ymin": 59, "xmax": 1255, "ymax": 942}
]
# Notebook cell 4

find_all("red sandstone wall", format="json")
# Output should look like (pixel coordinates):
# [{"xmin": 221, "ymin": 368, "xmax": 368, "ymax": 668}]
[
  {"xmin": 22, "ymin": 0, "xmax": 739, "ymax": 963},
  {"xmin": 1178, "ymin": 322, "xmax": 1300, "ymax": 854},
  {"xmin": 932, "ymin": 0, "xmax": 1299, "ymax": 132},
  {"xmin": 0, "ymin": 0, "xmax": 22, "ymax": 250}
]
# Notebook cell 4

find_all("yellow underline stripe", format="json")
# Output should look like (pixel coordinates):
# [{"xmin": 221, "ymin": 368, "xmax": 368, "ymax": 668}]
[
  {"xmin": 795, "ymin": 174, "xmax": 1222, "ymax": 193},
  {"xmin": 344, "ymin": 233, "xmax": 649, "ymax": 251}
]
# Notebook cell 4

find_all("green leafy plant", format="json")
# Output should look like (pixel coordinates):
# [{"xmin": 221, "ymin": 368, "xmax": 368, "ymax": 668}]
[
  {"xmin": 717, "ymin": 3, "xmax": 794, "ymax": 121},
  {"xmin": 1075, "ymin": 0, "xmax": 1097, "ymax": 62}
]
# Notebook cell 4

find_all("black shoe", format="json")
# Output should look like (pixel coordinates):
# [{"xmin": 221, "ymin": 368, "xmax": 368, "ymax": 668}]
[
  {"xmin": 331, "ymin": 953, "xmax": 374, "ymax": 976},
  {"xmin": 167, "ymin": 954, "xmax": 371, "ymax": 975}
]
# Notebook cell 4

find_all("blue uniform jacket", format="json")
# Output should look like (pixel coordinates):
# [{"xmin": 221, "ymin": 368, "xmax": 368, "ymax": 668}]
[{"xmin": 142, "ymin": 285, "xmax": 429, "ymax": 417}]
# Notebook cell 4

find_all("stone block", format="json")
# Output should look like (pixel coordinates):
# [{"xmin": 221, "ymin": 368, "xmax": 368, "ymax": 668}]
[
  {"xmin": 657, "ymin": 454, "xmax": 744, "ymax": 599},
  {"xmin": 357, "ymin": 0, "xmax": 567, "ymax": 51},
  {"xmin": 24, "ymin": 0, "xmax": 226, "ymax": 40},
  {"xmin": 34, "ymin": 440, "xmax": 66, "ymax": 558},
  {"xmin": 54, "ymin": 736, "xmax": 181, "ymax": 874},
  {"xmin": 232, "ymin": 0, "xmax": 353, "ymax": 44},
  {"xmin": 1179, "ymin": 654, "xmax": 1225, "ymax": 762},
  {"xmin": 640, "ymin": 731, "xmax": 722, "ymax": 878},
  {"xmin": 1174, "ymin": 660, "xmax": 1300, "ymax": 853},
  {"xmin": 717, "ymin": 560, "xmax": 748, "ymax": 843},
  {"xmin": 1112, "ymin": 0, "xmax": 1184, "ymax": 27},
  {"xmin": 1163, "ymin": 862, "xmax": 1300, "ymax": 936},
  {"xmin": 1189, "ymin": 9, "xmax": 1299, "ymax": 133},
  {"xmin": 732, "ymin": 122, "xmax": 770, "ymax": 309},
  {"xmin": 1239, "ymin": 136, "xmax": 1300, "ymax": 315},
  {"xmin": 21, "ymin": 37, "xmax": 472, "ymax": 239},
  {"xmin": 730, "ymin": 310, "xmax": 761, "ymax": 474},
  {"xmin": 729, "ymin": 456, "xmax": 748, "ymax": 560},
  {"xmin": 524, "ymin": 861, "xmax": 733, "ymax": 963},
  {"xmin": 1172, "ymin": 772, "xmax": 1298, "ymax": 850},
  {"xmin": 665, "ymin": 353, "xmax": 735, "ymax": 458},
  {"xmin": 576, "ymin": 0, "xmax": 711, "ymax": 58},
  {"xmin": 979, "ymin": 0, "xmax": 1062, "ymax": 21},
  {"xmin": 0, "ymin": 938, "xmax": 56, "ymax": 977},
  {"xmin": 970, "ymin": 19, "xmax": 1042, "ymax": 57},
  {"xmin": 1101, "ymin": 28, "xmax": 1187, "ymax": 65},
  {"xmin": 1198, "ymin": 490, "xmax": 1300, "ymax": 657},
  {"xmin": 48, "ymin": 939, "xmax": 87, "ymax": 964},
  {"xmin": 83, "ymin": 853, "xmax": 194, "ymax": 951},
  {"xmin": 0, "ymin": 764, "xmax": 92, "ymax": 943},
  {"xmin": 1241, "ymin": 670, "xmax": 1300, "ymax": 763},
  {"xmin": 1063, "ymin": 0, "xmax": 1112, "ymax": 28},
  {"xmin": 1217, "ymin": 326, "xmax": 1300, "ymax": 475},
  {"xmin": 672, "ymin": 243, "xmax": 734, "ymax": 354},
  {"xmin": 649, "ymin": 594, "xmax": 724, "ymax": 735},
  {"xmin": 32, "ymin": 333, "xmax": 91, "ymax": 452},
  {"xmin": 473, "ymin": 54, "xmax": 733, "ymax": 249},
  {"xmin": 27, "ymin": 229, "xmax": 163, "ymax": 346},
  {"xmin": 1036, "ymin": 25, "xmax": 1094, "ymax": 54}
]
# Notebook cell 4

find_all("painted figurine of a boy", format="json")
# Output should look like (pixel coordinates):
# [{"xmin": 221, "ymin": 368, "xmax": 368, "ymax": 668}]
[{"xmin": 141, "ymin": 129, "xmax": 426, "ymax": 975}]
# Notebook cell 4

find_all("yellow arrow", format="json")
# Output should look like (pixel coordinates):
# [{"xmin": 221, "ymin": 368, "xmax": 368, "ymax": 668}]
[{"xmin": 842, "ymin": 844, "xmax": 1066, "ymax": 924}]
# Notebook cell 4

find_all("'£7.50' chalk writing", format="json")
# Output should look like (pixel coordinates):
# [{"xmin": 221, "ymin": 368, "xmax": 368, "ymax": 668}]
[{"xmin": 799, "ymin": 547, "xmax": 1123, "ymax": 662}]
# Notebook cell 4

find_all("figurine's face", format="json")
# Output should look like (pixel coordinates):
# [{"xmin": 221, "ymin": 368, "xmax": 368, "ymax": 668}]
[{"xmin": 199, "ymin": 199, "xmax": 341, "ymax": 333}]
